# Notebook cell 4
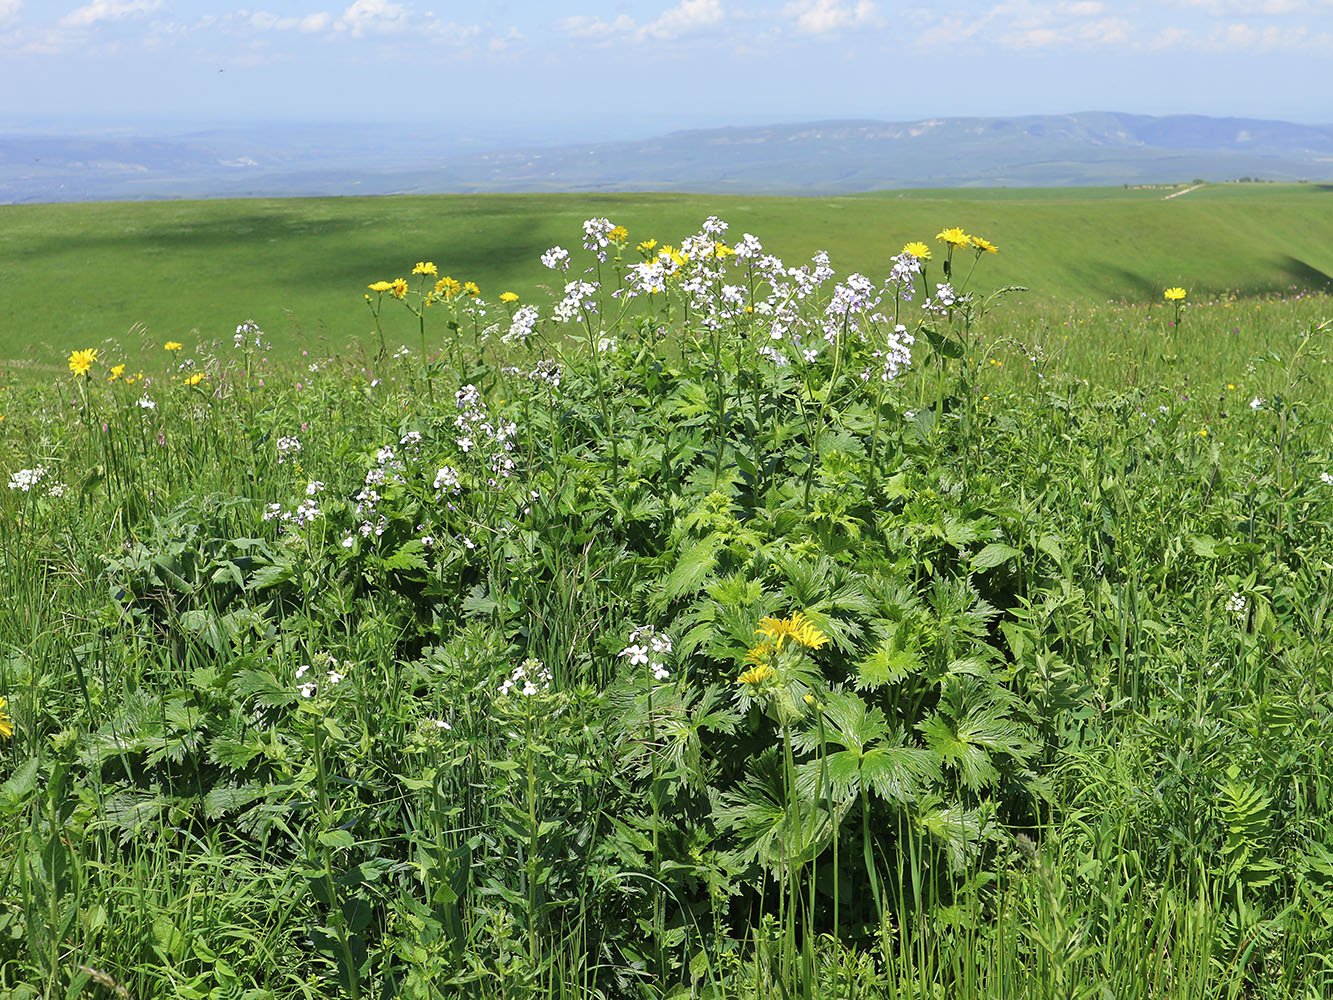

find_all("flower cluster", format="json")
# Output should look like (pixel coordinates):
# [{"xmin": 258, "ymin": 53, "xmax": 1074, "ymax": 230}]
[
  {"xmin": 296, "ymin": 651, "xmax": 343, "ymax": 698},
  {"xmin": 276, "ymin": 436, "xmax": 302, "ymax": 462},
  {"xmin": 8, "ymin": 466, "xmax": 48, "ymax": 492},
  {"xmin": 454, "ymin": 384, "xmax": 520, "ymax": 485},
  {"xmin": 619, "ymin": 625, "xmax": 673, "ymax": 682},
  {"xmin": 503, "ymin": 304, "xmax": 540, "ymax": 345},
  {"xmin": 499, "ymin": 657, "xmax": 552, "ymax": 698}
]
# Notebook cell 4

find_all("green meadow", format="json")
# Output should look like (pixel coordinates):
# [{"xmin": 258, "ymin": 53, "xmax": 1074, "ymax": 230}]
[
  {"xmin": 2, "ymin": 183, "xmax": 1330, "ymax": 366},
  {"xmin": 1, "ymin": 200, "xmax": 1333, "ymax": 999}
]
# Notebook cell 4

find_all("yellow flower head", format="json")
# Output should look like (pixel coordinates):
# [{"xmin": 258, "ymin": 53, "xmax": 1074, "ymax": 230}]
[
  {"xmin": 68, "ymin": 348, "xmax": 99, "ymax": 377},
  {"xmin": 607, "ymin": 225, "xmax": 629, "ymax": 243},
  {"xmin": 463, "ymin": 281, "xmax": 480, "ymax": 298},
  {"xmin": 637, "ymin": 238, "xmax": 658, "ymax": 254},
  {"xmin": 108, "ymin": 363, "xmax": 126, "ymax": 382},
  {"xmin": 390, "ymin": 278, "xmax": 409, "ymax": 299},
  {"xmin": 971, "ymin": 236, "xmax": 999, "ymax": 254},
  {"xmin": 184, "ymin": 372, "xmax": 205, "ymax": 386},
  {"xmin": 936, "ymin": 227, "xmax": 971, "ymax": 249},
  {"xmin": 1164, "ymin": 287, "xmax": 1187, "ymax": 301},
  {"xmin": 902, "ymin": 241, "xmax": 932, "ymax": 261},
  {"xmin": 499, "ymin": 291, "xmax": 520, "ymax": 303},
  {"xmin": 368, "ymin": 280, "xmax": 394, "ymax": 293},
  {"xmin": 0, "ymin": 696, "xmax": 11, "ymax": 740},
  {"xmin": 434, "ymin": 276, "xmax": 461, "ymax": 300},
  {"xmin": 755, "ymin": 611, "xmax": 830, "ymax": 651},
  {"xmin": 412, "ymin": 261, "xmax": 438, "ymax": 277},
  {"xmin": 164, "ymin": 341, "xmax": 183, "ymax": 351},
  {"xmin": 737, "ymin": 662, "xmax": 775, "ymax": 687}
]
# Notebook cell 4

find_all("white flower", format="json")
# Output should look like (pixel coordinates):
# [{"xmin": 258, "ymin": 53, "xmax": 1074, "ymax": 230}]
[
  {"xmin": 137, "ymin": 396, "xmax": 157, "ymax": 410},
  {"xmin": 327, "ymin": 669, "xmax": 344, "ymax": 685},
  {"xmin": 620, "ymin": 644, "xmax": 649, "ymax": 666},
  {"xmin": 296, "ymin": 664, "xmax": 311, "ymax": 678},
  {"xmin": 7, "ymin": 467, "xmax": 47, "ymax": 492},
  {"xmin": 433, "ymin": 719, "xmax": 452, "ymax": 731},
  {"xmin": 300, "ymin": 682, "xmax": 318, "ymax": 698},
  {"xmin": 1322, "ymin": 472, "xmax": 1333, "ymax": 485},
  {"xmin": 1250, "ymin": 397, "xmax": 1264, "ymax": 410},
  {"xmin": 341, "ymin": 535, "xmax": 355, "ymax": 549},
  {"xmin": 541, "ymin": 246, "xmax": 570, "ymax": 271}
]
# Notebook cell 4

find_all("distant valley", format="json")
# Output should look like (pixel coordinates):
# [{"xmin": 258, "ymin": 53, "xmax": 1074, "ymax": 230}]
[{"xmin": 3, "ymin": 111, "xmax": 1332, "ymax": 203}]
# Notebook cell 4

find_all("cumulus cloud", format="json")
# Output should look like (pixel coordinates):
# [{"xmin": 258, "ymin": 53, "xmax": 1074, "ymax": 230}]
[
  {"xmin": 1149, "ymin": 19, "xmax": 1331, "ymax": 50},
  {"xmin": 555, "ymin": 12, "xmax": 635, "ymax": 40},
  {"xmin": 0, "ymin": 0, "xmax": 19, "ymax": 24},
  {"xmin": 335, "ymin": 0, "xmax": 410, "ymax": 37},
  {"xmin": 555, "ymin": 0, "xmax": 726, "ymax": 44},
  {"xmin": 641, "ymin": 0, "xmax": 724, "ymax": 40},
  {"xmin": 59, "ymin": 0, "xmax": 161, "ymax": 29},
  {"xmin": 1176, "ymin": 0, "xmax": 1322, "ymax": 14},
  {"xmin": 783, "ymin": 0, "xmax": 877, "ymax": 36},
  {"xmin": 248, "ymin": 11, "xmax": 334, "ymax": 33}
]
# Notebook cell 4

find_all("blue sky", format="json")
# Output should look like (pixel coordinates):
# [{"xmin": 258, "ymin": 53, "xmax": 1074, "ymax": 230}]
[{"xmin": 1, "ymin": 0, "xmax": 1331, "ymax": 134}]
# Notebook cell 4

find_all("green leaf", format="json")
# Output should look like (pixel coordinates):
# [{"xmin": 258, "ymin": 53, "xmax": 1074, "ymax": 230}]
[
  {"xmin": 319, "ymin": 829, "xmax": 356, "ymax": 850},
  {"xmin": 970, "ymin": 543, "xmax": 1020, "ymax": 571}
]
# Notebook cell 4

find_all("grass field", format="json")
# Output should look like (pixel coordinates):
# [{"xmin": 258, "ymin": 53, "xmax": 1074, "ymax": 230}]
[
  {"xmin": 3, "ymin": 212, "xmax": 1333, "ymax": 998},
  {"xmin": 2, "ymin": 183, "xmax": 1330, "ymax": 366}
]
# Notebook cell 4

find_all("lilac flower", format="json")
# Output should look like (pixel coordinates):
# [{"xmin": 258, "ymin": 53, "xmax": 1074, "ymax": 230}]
[
  {"xmin": 502, "ymin": 305, "xmax": 539, "ymax": 345},
  {"xmin": 541, "ymin": 246, "xmax": 571, "ymax": 272}
]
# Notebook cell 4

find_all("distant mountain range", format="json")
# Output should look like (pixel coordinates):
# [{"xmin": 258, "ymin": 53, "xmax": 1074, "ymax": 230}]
[{"xmin": 3, "ymin": 112, "xmax": 1332, "ymax": 203}]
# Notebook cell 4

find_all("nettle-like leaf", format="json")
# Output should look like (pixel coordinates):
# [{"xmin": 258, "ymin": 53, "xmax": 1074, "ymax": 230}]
[
  {"xmin": 714, "ymin": 748, "xmax": 841, "ymax": 872},
  {"xmin": 796, "ymin": 690, "xmax": 939, "ymax": 805}
]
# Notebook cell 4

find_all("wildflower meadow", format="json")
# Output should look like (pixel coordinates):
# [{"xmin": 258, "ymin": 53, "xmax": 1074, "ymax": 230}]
[{"xmin": 2, "ymin": 213, "xmax": 1333, "ymax": 1000}]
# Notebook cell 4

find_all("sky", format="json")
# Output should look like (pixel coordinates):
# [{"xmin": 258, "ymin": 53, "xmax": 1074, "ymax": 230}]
[{"xmin": 1, "ymin": 0, "xmax": 1331, "ymax": 138}]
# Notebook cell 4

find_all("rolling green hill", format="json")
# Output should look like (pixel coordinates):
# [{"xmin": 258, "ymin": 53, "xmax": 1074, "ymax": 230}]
[{"xmin": 2, "ymin": 183, "xmax": 1329, "ymax": 364}]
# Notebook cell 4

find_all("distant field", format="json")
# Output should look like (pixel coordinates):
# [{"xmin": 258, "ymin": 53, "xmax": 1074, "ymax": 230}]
[{"xmin": 1, "ymin": 183, "xmax": 1330, "ymax": 364}]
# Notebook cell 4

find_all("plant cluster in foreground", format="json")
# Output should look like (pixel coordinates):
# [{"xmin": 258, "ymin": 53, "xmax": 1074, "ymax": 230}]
[{"xmin": 1, "ymin": 218, "xmax": 1332, "ymax": 999}]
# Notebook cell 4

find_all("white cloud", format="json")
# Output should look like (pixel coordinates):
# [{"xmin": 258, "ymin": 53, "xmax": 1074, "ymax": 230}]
[
  {"xmin": 59, "ymin": 0, "xmax": 161, "ymax": 29},
  {"xmin": 555, "ymin": 1, "xmax": 725, "ymax": 44},
  {"xmin": 247, "ymin": 10, "xmax": 334, "ymax": 32},
  {"xmin": 0, "ymin": 0, "xmax": 19, "ymax": 24},
  {"xmin": 1177, "ymin": 0, "xmax": 1321, "ymax": 14},
  {"xmin": 1060, "ymin": 1, "xmax": 1103, "ymax": 15},
  {"xmin": 1149, "ymin": 19, "xmax": 1331, "ymax": 50},
  {"xmin": 783, "ymin": 0, "xmax": 877, "ymax": 36},
  {"xmin": 335, "ymin": 0, "xmax": 409, "ymax": 37},
  {"xmin": 555, "ymin": 13, "xmax": 635, "ymax": 40},
  {"xmin": 641, "ymin": 0, "xmax": 724, "ymax": 40}
]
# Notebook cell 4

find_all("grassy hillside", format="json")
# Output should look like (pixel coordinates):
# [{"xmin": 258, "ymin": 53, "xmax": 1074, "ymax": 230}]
[{"xmin": 1, "ymin": 183, "xmax": 1329, "ymax": 364}]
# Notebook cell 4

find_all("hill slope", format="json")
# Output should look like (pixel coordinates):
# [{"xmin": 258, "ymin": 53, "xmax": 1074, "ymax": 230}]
[{"xmin": 1, "ymin": 184, "xmax": 1329, "ymax": 362}]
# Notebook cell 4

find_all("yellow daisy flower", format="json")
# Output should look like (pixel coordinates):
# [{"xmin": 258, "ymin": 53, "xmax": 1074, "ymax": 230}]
[
  {"xmin": 1164, "ymin": 287, "xmax": 1187, "ymax": 301},
  {"xmin": 737, "ymin": 662, "xmax": 775, "ymax": 687},
  {"xmin": 902, "ymin": 241, "xmax": 932, "ymax": 260},
  {"xmin": 971, "ymin": 236, "xmax": 999, "ymax": 254},
  {"xmin": 607, "ymin": 225, "xmax": 629, "ymax": 243},
  {"xmin": 499, "ymin": 291, "xmax": 520, "ymax": 303},
  {"xmin": 68, "ymin": 348, "xmax": 99, "ymax": 376},
  {"xmin": 368, "ymin": 280, "xmax": 395, "ymax": 293},
  {"xmin": 0, "ymin": 696, "xmax": 11, "ymax": 739},
  {"xmin": 412, "ymin": 261, "xmax": 438, "ymax": 277},
  {"xmin": 184, "ymin": 372, "xmax": 205, "ymax": 386},
  {"xmin": 434, "ymin": 276, "xmax": 461, "ymax": 300},
  {"xmin": 164, "ymin": 341, "xmax": 183, "ymax": 351},
  {"xmin": 936, "ymin": 227, "xmax": 971, "ymax": 249},
  {"xmin": 755, "ymin": 611, "xmax": 830, "ymax": 650},
  {"xmin": 390, "ymin": 278, "xmax": 409, "ymax": 299}
]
